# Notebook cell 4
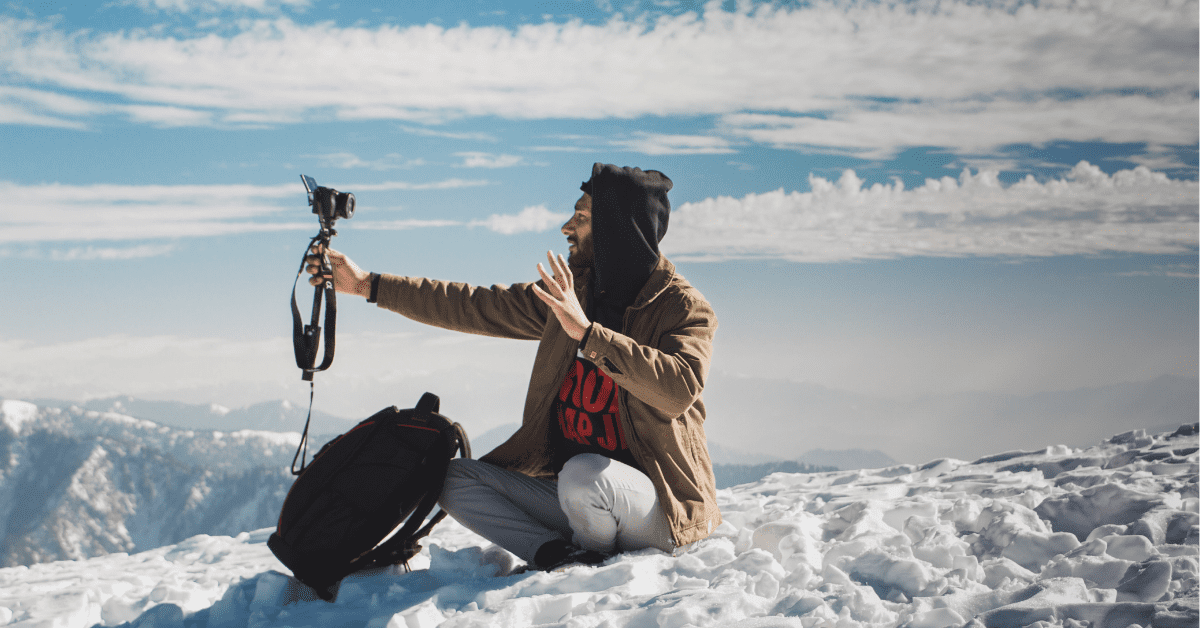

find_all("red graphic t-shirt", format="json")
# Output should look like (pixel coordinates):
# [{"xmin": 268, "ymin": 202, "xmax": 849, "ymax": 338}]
[{"xmin": 550, "ymin": 356, "xmax": 640, "ymax": 473}]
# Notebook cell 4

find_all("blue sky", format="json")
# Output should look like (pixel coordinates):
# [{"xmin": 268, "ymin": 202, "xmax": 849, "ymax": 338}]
[{"xmin": 1, "ymin": 0, "xmax": 1197, "ymax": 463}]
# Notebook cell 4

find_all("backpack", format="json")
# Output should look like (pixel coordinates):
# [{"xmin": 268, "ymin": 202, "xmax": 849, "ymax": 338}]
[{"xmin": 267, "ymin": 392, "xmax": 470, "ymax": 600}]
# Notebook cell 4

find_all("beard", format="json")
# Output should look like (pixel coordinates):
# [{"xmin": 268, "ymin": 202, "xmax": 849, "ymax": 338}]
[{"xmin": 567, "ymin": 236, "xmax": 594, "ymax": 268}]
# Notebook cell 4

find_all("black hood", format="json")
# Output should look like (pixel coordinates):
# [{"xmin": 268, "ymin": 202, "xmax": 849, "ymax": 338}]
[{"xmin": 580, "ymin": 163, "xmax": 672, "ymax": 331}]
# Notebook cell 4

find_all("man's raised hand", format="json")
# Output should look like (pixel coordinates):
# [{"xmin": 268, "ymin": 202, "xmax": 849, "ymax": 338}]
[{"xmin": 533, "ymin": 250, "xmax": 591, "ymax": 341}]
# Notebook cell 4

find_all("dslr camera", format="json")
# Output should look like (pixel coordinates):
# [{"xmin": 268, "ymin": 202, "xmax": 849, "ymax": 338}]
[{"xmin": 301, "ymin": 175, "xmax": 355, "ymax": 232}]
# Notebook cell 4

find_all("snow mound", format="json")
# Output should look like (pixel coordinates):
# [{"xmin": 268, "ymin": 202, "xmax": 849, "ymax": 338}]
[{"xmin": 0, "ymin": 425, "xmax": 1195, "ymax": 628}]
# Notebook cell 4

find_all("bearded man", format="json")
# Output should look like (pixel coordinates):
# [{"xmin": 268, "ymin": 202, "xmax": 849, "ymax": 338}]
[{"xmin": 308, "ymin": 163, "xmax": 719, "ymax": 571}]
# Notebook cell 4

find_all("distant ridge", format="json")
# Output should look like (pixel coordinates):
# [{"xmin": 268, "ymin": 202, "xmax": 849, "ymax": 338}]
[
  {"xmin": 796, "ymin": 448, "xmax": 898, "ymax": 471},
  {"xmin": 25, "ymin": 395, "xmax": 357, "ymax": 436}
]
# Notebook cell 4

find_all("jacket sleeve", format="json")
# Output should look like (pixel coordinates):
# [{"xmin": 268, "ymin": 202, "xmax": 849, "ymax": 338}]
[
  {"xmin": 577, "ymin": 290, "xmax": 716, "ymax": 420},
  {"xmin": 374, "ymin": 273, "xmax": 548, "ymax": 341}
]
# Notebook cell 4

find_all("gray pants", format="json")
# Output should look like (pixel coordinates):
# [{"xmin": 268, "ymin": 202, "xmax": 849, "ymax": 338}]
[{"xmin": 438, "ymin": 454, "xmax": 675, "ymax": 564}]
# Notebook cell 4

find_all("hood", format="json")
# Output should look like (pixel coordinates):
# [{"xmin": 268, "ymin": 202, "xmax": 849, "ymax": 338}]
[{"xmin": 580, "ymin": 163, "xmax": 672, "ymax": 331}]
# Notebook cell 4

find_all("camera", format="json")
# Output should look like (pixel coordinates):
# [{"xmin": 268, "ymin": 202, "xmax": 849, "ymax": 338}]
[{"xmin": 301, "ymin": 175, "xmax": 355, "ymax": 229}]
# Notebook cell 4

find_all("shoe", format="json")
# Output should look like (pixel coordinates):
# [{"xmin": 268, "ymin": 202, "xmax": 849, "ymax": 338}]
[{"xmin": 533, "ymin": 539, "xmax": 607, "ymax": 571}]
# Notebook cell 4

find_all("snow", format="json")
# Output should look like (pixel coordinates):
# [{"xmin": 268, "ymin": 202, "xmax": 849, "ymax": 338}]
[
  {"xmin": 0, "ymin": 425, "xmax": 1195, "ymax": 628},
  {"xmin": 0, "ymin": 400, "xmax": 38, "ymax": 434}
]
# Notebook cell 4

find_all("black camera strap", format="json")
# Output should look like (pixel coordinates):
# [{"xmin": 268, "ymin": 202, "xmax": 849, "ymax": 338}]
[{"xmin": 289, "ymin": 232, "xmax": 338, "ymax": 474}]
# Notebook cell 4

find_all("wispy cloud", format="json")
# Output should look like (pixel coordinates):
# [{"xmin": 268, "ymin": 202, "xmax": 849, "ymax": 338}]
[
  {"xmin": 468, "ymin": 205, "xmax": 569, "ymax": 235},
  {"xmin": 663, "ymin": 162, "xmax": 1199, "ymax": 262},
  {"xmin": 718, "ymin": 93, "xmax": 1198, "ymax": 159},
  {"xmin": 2, "ymin": 1, "xmax": 1193, "ymax": 158},
  {"xmin": 354, "ymin": 204, "xmax": 571, "ymax": 235},
  {"xmin": 398, "ymin": 126, "xmax": 498, "ymax": 142},
  {"xmin": 0, "ymin": 179, "xmax": 490, "ymax": 243},
  {"xmin": 116, "ymin": 0, "xmax": 308, "ymax": 13},
  {"xmin": 0, "ymin": 244, "xmax": 179, "ymax": 260},
  {"xmin": 611, "ymin": 132, "xmax": 735, "ymax": 155},
  {"xmin": 1117, "ymin": 263, "xmax": 1198, "ymax": 279},
  {"xmin": 305, "ymin": 152, "xmax": 426, "ymax": 171},
  {"xmin": 455, "ymin": 152, "xmax": 527, "ymax": 168},
  {"xmin": 48, "ymin": 244, "xmax": 178, "ymax": 260}
]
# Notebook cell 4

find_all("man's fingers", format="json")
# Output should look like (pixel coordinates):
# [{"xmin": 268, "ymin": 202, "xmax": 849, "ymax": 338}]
[
  {"xmin": 532, "ymin": 283, "xmax": 561, "ymax": 309},
  {"xmin": 554, "ymin": 254, "xmax": 571, "ymax": 286},
  {"xmin": 536, "ymin": 262, "xmax": 563, "ymax": 297}
]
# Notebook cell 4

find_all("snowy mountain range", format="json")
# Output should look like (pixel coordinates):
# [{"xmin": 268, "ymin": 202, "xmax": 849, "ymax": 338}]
[
  {"xmin": 26, "ymin": 395, "xmax": 356, "ymax": 439},
  {"xmin": 0, "ymin": 400, "xmax": 301, "ymax": 568}
]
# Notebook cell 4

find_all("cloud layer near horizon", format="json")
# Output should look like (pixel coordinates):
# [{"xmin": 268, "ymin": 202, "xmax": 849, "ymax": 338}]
[
  {"xmin": 664, "ymin": 162, "xmax": 1198, "ymax": 262},
  {"xmin": 2, "ymin": 0, "xmax": 1196, "ymax": 156},
  {"xmin": 4, "ymin": 162, "xmax": 1194, "ymax": 261}
]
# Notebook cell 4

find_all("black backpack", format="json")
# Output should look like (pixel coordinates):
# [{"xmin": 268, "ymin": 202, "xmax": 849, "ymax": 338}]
[{"xmin": 267, "ymin": 393, "xmax": 470, "ymax": 600}]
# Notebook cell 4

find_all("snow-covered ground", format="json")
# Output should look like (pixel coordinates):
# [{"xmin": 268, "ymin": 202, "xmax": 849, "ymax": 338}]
[{"xmin": 0, "ymin": 424, "xmax": 1195, "ymax": 628}]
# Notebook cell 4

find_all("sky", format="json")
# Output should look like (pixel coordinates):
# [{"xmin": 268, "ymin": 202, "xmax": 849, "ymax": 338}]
[{"xmin": 1, "ymin": 0, "xmax": 1197, "ymax": 463}]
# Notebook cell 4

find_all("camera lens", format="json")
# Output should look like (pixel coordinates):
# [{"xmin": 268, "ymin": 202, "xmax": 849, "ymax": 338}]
[{"xmin": 336, "ymin": 192, "xmax": 355, "ymax": 220}]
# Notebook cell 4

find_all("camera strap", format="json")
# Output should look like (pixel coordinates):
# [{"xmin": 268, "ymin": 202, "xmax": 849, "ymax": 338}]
[{"xmin": 289, "ymin": 232, "xmax": 338, "ymax": 474}]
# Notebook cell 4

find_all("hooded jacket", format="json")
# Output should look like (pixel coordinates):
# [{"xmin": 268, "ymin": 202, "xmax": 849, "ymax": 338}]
[
  {"xmin": 372, "ymin": 163, "xmax": 721, "ymax": 548},
  {"xmin": 582, "ymin": 163, "xmax": 671, "ymax": 332}
]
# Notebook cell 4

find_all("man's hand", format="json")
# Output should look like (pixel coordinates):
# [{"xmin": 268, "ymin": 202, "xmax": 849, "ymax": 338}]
[
  {"xmin": 532, "ymin": 250, "xmax": 591, "ymax": 341},
  {"xmin": 306, "ymin": 244, "xmax": 372, "ymax": 298}
]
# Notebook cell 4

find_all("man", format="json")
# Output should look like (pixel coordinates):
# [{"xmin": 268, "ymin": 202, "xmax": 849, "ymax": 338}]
[{"xmin": 307, "ymin": 163, "xmax": 719, "ymax": 571}]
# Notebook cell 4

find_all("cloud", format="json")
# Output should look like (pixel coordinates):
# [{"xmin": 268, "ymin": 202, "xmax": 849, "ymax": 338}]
[
  {"xmin": 305, "ymin": 152, "xmax": 426, "ymax": 170},
  {"xmin": 468, "ymin": 205, "xmax": 570, "ymax": 234},
  {"xmin": 116, "ymin": 0, "xmax": 308, "ymax": 12},
  {"xmin": 662, "ymin": 161, "xmax": 1199, "ymax": 262},
  {"xmin": 455, "ymin": 152, "xmax": 527, "ymax": 168},
  {"xmin": 2, "ymin": 1, "xmax": 1194, "ymax": 156},
  {"xmin": 398, "ymin": 126, "xmax": 498, "ymax": 142},
  {"xmin": 1117, "ymin": 263, "xmax": 1198, "ymax": 279},
  {"xmin": 718, "ymin": 92, "xmax": 1198, "ymax": 159},
  {"xmin": 346, "ymin": 219, "xmax": 463, "ymax": 231},
  {"xmin": 0, "ymin": 179, "xmax": 489, "ymax": 243},
  {"xmin": 47, "ymin": 244, "xmax": 178, "ymax": 260},
  {"xmin": 611, "ymin": 132, "xmax": 736, "ymax": 155},
  {"xmin": 0, "ymin": 86, "xmax": 103, "ymax": 129}
]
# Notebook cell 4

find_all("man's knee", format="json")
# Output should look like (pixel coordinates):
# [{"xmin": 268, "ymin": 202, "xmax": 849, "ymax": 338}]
[
  {"xmin": 558, "ymin": 453, "xmax": 611, "ymax": 490},
  {"xmin": 439, "ymin": 458, "xmax": 486, "ymax": 508}
]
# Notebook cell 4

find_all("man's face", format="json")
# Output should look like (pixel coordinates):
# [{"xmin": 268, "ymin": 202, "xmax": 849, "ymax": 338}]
[{"xmin": 562, "ymin": 193, "xmax": 594, "ymax": 266}]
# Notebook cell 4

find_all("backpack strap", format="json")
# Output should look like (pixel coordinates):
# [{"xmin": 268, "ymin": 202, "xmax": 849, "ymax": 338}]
[{"xmin": 415, "ymin": 391, "xmax": 439, "ymax": 415}]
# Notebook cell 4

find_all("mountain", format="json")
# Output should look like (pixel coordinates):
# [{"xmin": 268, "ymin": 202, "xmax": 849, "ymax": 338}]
[
  {"xmin": 795, "ymin": 448, "xmax": 898, "ymax": 470},
  {"xmin": 26, "ymin": 395, "xmax": 358, "ymax": 436},
  {"xmin": 0, "ymin": 399, "xmax": 298, "ymax": 567}
]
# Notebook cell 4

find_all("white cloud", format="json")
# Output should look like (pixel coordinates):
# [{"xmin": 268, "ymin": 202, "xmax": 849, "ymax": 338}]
[
  {"xmin": 611, "ymin": 132, "xmax": 736, "ymax": 155},
  {"xmin": 0, "ymin": 86, "xmax": 104, "ymax": 128},
  {"xmin": 306, "ymin": 152, "xmax": 426, "ymax": 170},
  {"xmin": 398, "ymin": 126, "xmax": 498, "ymax": 142},
  {"xmin": 662, "ymin": 161, "xmax": 1199, "ymax": 262},
  {"xmin": 455, "ymin": 152, "xmax": 527, "ymax": 168},
  {"xmin": 117, "ymin": 0, "xmax": 308, "ymax": 12},
  {"xmin": 0, "ymin": 179, "xmax": 489, "ymax": 243},
  {"xmin": 348, "ymin": 179, "xmax": 492, "ymax": 192},
  {"xmin": 1, "ymin": 1, "xmax": 1194, "ymax": 156},
  {"xmin": 123, "ymin": 104, "xmax": 215, "ymax": 127},
  {"xmin": 468, "ymin": 205, "xmax": 570, "ymax": 235},
  {"xmin": 347, "ymin": 219, "xmax": 463, "ymax": 231},
  {"xmin": 718, "ymin": 92, "xmax": 1198, "ymax": 159},
  {"xmin": 47, "ymin": 244, "xmax": 178, "ymax": 261}
]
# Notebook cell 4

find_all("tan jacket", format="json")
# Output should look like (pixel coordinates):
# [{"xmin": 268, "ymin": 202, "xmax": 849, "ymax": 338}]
[{"xmin": 373, "ymin": 254, "xmax": 721, "ymax": 547}]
